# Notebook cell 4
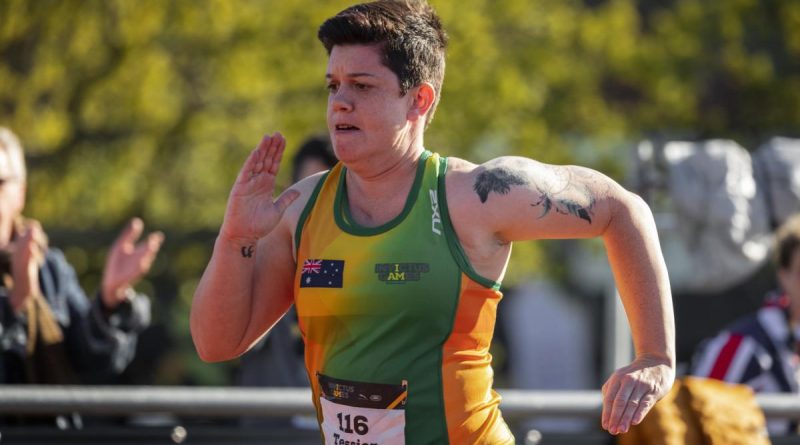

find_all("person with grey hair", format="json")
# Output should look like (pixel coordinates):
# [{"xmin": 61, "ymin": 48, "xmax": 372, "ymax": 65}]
[{"xmin": 0, "ymin": 127, "xmax": 163, "ymax": 399}]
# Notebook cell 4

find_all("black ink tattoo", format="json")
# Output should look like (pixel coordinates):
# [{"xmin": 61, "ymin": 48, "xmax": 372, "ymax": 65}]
[
  {"xmin": 531, "ymin": 167, "xmax": 597, "ymax": 224},
  {"xmin": 473, "ymin": 167, "xmax": 529, "ymax": 203},
  {"xmin": 558, "ymin": 199, "xmax": 593, "ymax": 223},
  {"xmin": 533, "ymin": 194, "xmax": 554, "ymax": 217},
  {"xmin": 531, "ymin": 169, "xmax": 596, "ymax": 224},
  {"xmin": 241, "ymin": 245, "xmax": 255, "ymax": 258}
]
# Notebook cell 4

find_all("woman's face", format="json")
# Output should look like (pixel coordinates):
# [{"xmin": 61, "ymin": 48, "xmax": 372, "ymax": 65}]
[
  {"xmin": 0, "ymin": 149, "xmax": 25, "ymax": 247},
  {"xmin": 325, "ymin": 44, "xmax": 416, "ymax": 166}
]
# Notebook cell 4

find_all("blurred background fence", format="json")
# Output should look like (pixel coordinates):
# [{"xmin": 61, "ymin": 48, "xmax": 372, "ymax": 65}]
[{"xmin": 2, "ymin": 386, "xmax": 800, "ymax": 444}]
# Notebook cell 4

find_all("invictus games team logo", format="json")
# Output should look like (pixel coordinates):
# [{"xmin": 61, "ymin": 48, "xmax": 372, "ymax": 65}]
[{"xmin": 374, "ymin": 263, "xmax": 430, "ymax": 284}]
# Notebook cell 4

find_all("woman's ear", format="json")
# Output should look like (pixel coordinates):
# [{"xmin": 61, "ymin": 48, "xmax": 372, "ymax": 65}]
[{"xmin": 408, "ymin": 82, "xmax": 436, "ymax": 123}]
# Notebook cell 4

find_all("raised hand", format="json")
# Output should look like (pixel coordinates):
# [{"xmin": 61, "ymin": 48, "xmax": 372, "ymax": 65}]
[
  {"xmin": 219, "ymin": 132, "xmax": 300, "ymax": 245},
  {"xmin": 9, "ymin": 219, "xmax": 46, "ymax": 312},
  {"xmin": 601, "ymin": 355, "xmax": 675, "ymax": 435},
  {"xmin": 101, "ymin": 218, "xmax": 164, "ymax": 310}
]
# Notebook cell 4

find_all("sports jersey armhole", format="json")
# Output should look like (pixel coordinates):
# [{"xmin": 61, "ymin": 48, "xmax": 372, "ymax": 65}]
[
  {"xmin": 437, "ymin": 157, "xmax": 501, "ymax": 290},
  {"xmin": 294, "ymin": 170, "xmax": 331, "ymax": 258}
]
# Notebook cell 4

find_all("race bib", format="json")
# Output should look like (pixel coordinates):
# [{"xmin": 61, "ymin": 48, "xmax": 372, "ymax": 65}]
[{"xmin": 318, "ymin": 373, "xmax": 407, "ymax": 445}]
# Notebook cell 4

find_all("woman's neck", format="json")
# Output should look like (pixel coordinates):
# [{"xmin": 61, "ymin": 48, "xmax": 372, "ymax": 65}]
[{"xmin": 343, "ymin": 146, "xmax": 425, "ymax": 227}]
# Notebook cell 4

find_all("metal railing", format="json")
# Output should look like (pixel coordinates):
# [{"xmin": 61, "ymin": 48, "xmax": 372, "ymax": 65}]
[{"xmin": 0, "ymin": 386, "xmax": 799, "ymax": 420}]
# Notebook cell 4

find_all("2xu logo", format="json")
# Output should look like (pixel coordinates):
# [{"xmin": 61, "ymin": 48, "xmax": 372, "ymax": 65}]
[{"xmin": 430, "ymin": 189, "xmax": 442, "ymax": 235}]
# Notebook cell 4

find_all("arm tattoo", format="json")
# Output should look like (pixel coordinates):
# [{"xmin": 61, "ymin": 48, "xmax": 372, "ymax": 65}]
[
  {"xmin": 473, "ymin": 160, "xmax": 601, "ymax": 224},
  {"xmin": 531, "ymin": 167, "xmax": 596, "ymax": 224},
  {"xmin": 473, "ymin": 167, "xmax": 529, "ymax": 203},
  {"xmin": 241, "ymin": 245, "xmax": 255, "ymax": 258},
  {"xmin": 532, "ymin": 193, "xmax": 594, "ymax": 223}
]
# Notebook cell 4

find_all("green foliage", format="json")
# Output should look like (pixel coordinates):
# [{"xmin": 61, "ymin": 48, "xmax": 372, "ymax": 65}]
[{"xmin": 1, "ymin": 0, "xmax": 797, "ymax": 385}]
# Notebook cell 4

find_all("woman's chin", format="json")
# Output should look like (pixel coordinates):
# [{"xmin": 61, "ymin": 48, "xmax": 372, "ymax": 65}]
[{"xmin": 332, "ymin": 141, "xmax": 362, "ymax": 163}]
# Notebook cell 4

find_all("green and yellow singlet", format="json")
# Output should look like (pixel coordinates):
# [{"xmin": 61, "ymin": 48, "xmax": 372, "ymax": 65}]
[{"xmin": 294, "ymin": 151, "xmax": 515, "ymax": 445}]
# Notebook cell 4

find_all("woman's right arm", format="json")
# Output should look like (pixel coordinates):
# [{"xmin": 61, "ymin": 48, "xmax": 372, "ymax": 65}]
[{"xmin": 190, "ymin": 133, "xmax": 302, "ymax": 362}]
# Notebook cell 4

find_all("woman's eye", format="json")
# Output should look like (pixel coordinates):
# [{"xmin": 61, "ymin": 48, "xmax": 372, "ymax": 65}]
[
  {"xmin": 354, "ymin": 83, "xmax": 369, "ymax": 91},
  {"xmin": 326, "ymin": 83, "xmax": 338, "ymax": 93}
]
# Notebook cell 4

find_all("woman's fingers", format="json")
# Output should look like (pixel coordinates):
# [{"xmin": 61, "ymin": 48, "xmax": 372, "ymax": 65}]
[{"xmin": 601, "ymin": 365, "xmax": 665, "ymax": 435}]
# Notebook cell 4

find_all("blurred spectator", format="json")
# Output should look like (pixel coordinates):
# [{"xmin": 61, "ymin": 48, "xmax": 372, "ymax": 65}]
[
  {"xmin": 290, "ymin": 135, "xmax": 337, "ymax": 186},
  {"xmin": 236, "ymin": 134, "xmax": 335, "ymax": 428},
  {"xmin": 690, "ymin": 213, "xmax": 800, "ymax": 434},
  {"xmin": 0, "ymin": 127, "xmax": 163, "ymax": 423}
]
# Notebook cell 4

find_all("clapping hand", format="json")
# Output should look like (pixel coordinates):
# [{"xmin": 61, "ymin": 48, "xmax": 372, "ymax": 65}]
[
  {"xmin": 101, "ymin": 218, "xmax": 164, "ymax": 310},
  {"xmin": 8, "ymin": 219, "xmax": 46, "ymax": 312}
]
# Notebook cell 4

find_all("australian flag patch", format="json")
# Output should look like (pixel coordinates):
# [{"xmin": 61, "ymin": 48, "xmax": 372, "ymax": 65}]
[{"xmin": 300, "ymin": 259, "xmax": 345, "ymax": 288}]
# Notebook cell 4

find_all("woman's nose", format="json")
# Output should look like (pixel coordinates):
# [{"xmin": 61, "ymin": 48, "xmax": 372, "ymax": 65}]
[{"xmin": 330, "ymin": 89, "xmax": 353, "ymax": 113}]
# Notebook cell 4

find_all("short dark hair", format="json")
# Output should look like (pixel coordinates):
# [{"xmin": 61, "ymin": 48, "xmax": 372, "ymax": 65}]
[
  {"xmin": 318, "ymin": 0, "xmax": 448, "ymax": 125},
  {"xmin": 776, "ymin": 214, "xmax": 800, "ymax": 270},
  {"xmin": 291, "ymin": 135, "xmax": 337, "ymax": 182}
]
